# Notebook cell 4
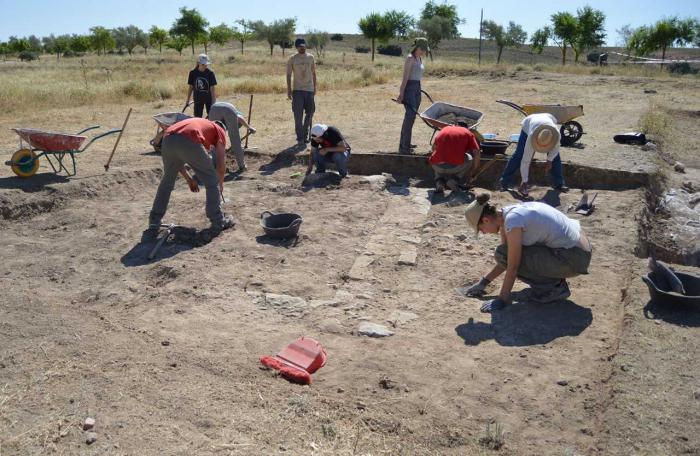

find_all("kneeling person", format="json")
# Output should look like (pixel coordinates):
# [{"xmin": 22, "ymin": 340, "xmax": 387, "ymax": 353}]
[
  {"xmin": 306, "ymin": 124, "xmax": 351, "ymax": 178},
  {"xmin": 428, "ymin": 125, "xmax": 481, "ymax": 193},
  {"xmin": 208, "ymin": 101, "xmax": 256, "ymax": 172},
  {"xmin": 148, "ymin": 117, "xmax": 234, "ymax": 234}
]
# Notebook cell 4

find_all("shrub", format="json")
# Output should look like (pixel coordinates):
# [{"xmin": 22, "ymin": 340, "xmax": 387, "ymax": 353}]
[
  {"xmin": 515, "ymin": 64, "xmax": 526, "ymax": 72},
  {"xmin": 668, "ymin": 62, "xmax": 698, "ymax": 75},
  {"xmin": 18, "ymin": 51, "xmax": 38, "ymax": 61},
  {"xmin": 355, "ymin": 46, "xmax": 370, "ymax": 54},
  {"xmin": 377, "ymin": 44, "xmax": 402, "ymax": 57},
  {"xmin": 330, "ymin": 33, "xmax": 343, "ymax": 41},
  {"xmin": 361, "ymin": 67, "xmax": 374, "ymax": 79}
]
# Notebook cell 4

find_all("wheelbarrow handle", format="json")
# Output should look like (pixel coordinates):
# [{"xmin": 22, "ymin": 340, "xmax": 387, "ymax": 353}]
[
  {"xmin": 420, "ymin": 89, "xmax": 434, "ymax": 103},
  {"xmin": 75, "ymin": 125, "xmax": 101, "ymax": 135},
  {"xmin": 80, "ymin": 129, "xmax": 122, "ymax": 152},
  {"xmin": 182, "ymin": 101, "xmax": 194, "ymax": 113},
  {"xmin": 496, "ymin": 99, "xmax": 527, "ymax": 116}
]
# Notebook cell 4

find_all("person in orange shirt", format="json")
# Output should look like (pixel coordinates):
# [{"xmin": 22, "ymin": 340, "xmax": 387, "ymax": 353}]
[
  {"xmin": 428, "ymin": 125, "xmax": 481, "ymax": 193},
  {"xmin": 147, "ymin": 117, "xmax": 234, "ymax": 235}
]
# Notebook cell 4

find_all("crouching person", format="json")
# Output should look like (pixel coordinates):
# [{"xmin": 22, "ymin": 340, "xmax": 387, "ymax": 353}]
[
  {"xmin": 461, "ymin": 193, "xmax": 592, "ymax": 312},
  {"xmin": 306, "ymin": 123, "xmax": 351, "ymax": 178},
  {"xmin": 208, "ymin": 101, "xmax": 256, "ymax": 172},
  {"xmin": 428, "ymin": 125, "xmax": 481, "ymax": 193},
  {"xmin": 147, "ymin": 117, "xmax": 234, "ymax": 237}
]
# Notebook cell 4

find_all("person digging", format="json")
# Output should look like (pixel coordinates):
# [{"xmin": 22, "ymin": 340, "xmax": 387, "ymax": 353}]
[
  {"xmin": 208, "ymin": 101, "xmax": 256, "ymax": 173},
  {"xmin": 146, "ymin": 117, "xmax": 234, "ymax": 238},
  {"xmin": 459, "ymin": 193, "xmax": 592, "ymax": 313},
  {"xmin": 305, "ymin": 124, "xmax": 351, "ymax": 178},
  {"xmin": 428, "ymin": 125, "xmax": 481, "ymax": 193}
]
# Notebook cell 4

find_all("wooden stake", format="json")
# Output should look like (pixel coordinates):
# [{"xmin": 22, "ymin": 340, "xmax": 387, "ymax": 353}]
[
  {"xmin": 104, "ymin": 108, "xmax": 132, "ymax": 172},
  {"xmin": 244, "ymin": 94, "xmax": 253, "ymax": 149}
]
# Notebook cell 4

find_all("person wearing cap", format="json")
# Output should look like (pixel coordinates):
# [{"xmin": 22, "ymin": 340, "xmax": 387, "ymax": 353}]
[
  {"xmin": 499, "ymin": 113, "xmax": 567, "ymax": 195},
  {"xmin": 306, "ymin": 124, "xmax": 351, "ymax": 178},
  {"xmin": 428, "ymin": 125, "xmax": 481, "ymax": 193},
  {"xmin": 459, "ymin": 193, "xmax": 592, "ymax": 313},
  {"xmin": 208, "ymin": 101, "xmax": 256, "ymax": 172},
  {"xmin": 396, "ymin": 37, "xmax": 429, "ymax": 155},
  {"xmin": 287, "ymin": 38, "xmax": 317, "ymax": 149},
  {"xmin": 185, "ymin": 54, "xmax": 217, "ymax": 118},
  {"xmin": 147, "ymin": 117, "xmax": 234, "ymax": 235}
]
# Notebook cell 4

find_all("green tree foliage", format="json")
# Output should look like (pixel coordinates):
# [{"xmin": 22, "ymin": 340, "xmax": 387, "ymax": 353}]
[
  {"xmin": 384, "ymin": 10, "xmax": 415, "ymax": 40},
  {"xmin": 232, "ymin": 20, "xmax": 255, "ymax": 54},
  {"xmin": 165, "ymin": 35, "xmax": 188, "ymax": 56},
  {"xmin": 27, "ymin": 35, "xmax": 42, "ymax": 53},
  {"xmin": 358, "ymin": 13, "xmax": 393, "ymax": 62},
  {"xmin": 251, "ymin": 18, "xmax": 296, "ymax": 56},
  {"xmin": 627, "ymin": 17, "xmax": 698, "ymax": 62},
  {"xmin": 481, "ymin": 20, "xmax": 527, "ymax": 63},
  {"xmin": 149, "ymin": 26, "xmax": 168, "ymax": 53},
  {"xmin": 209, "ymin": 23, "xmax": 234, "ymax": 47},
  {"xmin": 306, "ymin": 30, "xmax": 329, "ymax": 58},
  {"xmin": 112, "ymin": 26, "xmax": 147, "ymax": 55},
  {"xmin": 571, "ymin": 6, "xmax": 606, "ymax": 63},
  {"xmin": 170, "ymin": 7, "xmax": 209, "ymax": 55},
  {"xmin": 417, "ymin": 1, "xmax": 463, "ymax": 60},
  {"xmin": 0, "ymin": 42, "xmax": 9, "ymax": 61},
  {"xmin": 8, "ymin": 36, "xmax": 30, "ymax": 53},
  {"xmin": 69, "ymin": 35, "xmax": 91, "ymax": 54},
  {"xmin": 90, "ymin": 26, "xmax": 115, "ymax": 55},
  {"xmin": 530, "ymin": 27, "xmax": 550, "ymax": 55}
]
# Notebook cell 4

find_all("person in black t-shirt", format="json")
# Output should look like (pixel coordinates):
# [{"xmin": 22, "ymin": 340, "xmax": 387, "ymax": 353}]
[
  {"xmin": 306, "ymin": 124, "xmax": 351, "ymax": 178},
  {"xmin": 185, "ymin": 54, "xmax": 217, "ymax": 118}
]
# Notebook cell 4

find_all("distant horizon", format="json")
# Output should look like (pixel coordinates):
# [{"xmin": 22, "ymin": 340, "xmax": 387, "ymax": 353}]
[{"xmin": 1, "ymin": 0, "xmax": 698, "ymax": 46}]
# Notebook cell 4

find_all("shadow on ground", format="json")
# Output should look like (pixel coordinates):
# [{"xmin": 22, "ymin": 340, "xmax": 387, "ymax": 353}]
[
  {"xmin": 455, "ymin": 299, "xmax": 593, "ymax": 346},
  {"xmin": 643, "ymin": 300, "xmax": 700, "ymax": 327},
  {"xmin": 0, "ymin": 173, "xmax": 69, "ymax": 191},
  {"xmin": 259, "ymin": 146, "xmax": 304, "ymax": 176}
]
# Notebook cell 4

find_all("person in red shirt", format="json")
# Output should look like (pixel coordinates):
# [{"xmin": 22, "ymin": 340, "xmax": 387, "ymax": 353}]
[
  {"xmin": 147, "ymin": 117, "xmax": 234, "ymax": 235},
  {"xmin": 428, "ymin": 125, "xmax": 481, "ymax": 193}
]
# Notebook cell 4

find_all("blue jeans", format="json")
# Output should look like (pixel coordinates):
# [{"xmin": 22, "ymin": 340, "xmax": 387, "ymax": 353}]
[
  {"xmin": 312, "ymin": 148, "xmax": 350, "ymax": 177},
  {"xmin": 500, "ymin": 131, "xmax": 564, "ymax": 188},
  {"xmin": 399, "ymin": 80, "xmax": 421, "ymax": 153}
]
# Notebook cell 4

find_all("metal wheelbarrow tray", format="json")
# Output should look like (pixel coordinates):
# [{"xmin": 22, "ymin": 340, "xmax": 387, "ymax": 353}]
[
  {"xmin": 496, "ymin": 99, "xmax": 585, "ymax": 146},
  {"xmin": 6, "ymin": 125, "xmax": 122, "ymax": 178},
  {"xmin": 401, "ymin": 90, "xmax": 484, "ymax": 144}
]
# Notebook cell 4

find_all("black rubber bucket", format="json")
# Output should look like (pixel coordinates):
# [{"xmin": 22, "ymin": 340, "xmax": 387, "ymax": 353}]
[
  {"xmin": 480, "ymin": 140, "xmax": 510, "ymax": 155},
  {"xmin": 260, "ymin": 211, "xmax": 303, "ymax": 239},
  {"xmin": 642, "ymin": 271, "xmax": 700, "ymax": 310}
]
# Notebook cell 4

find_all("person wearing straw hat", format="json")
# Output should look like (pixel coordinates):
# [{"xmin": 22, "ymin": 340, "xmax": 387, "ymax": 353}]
[
  {"xmin": 185, "ymin": 54, "xmax": 218, "ymax": 118},
  {"xmin": 499, "ymin": 113, "xmax": 567, "ymax": 196},
  {"xmin": 396, "ymin": 37, "xmax": 429, "ymax": 155},
  {"xmin": 287, "ymin": 38, "xmax": 317, "ymax": 149},
  {"xmin": 458, "ymin": 193, "xmax": 592, "ymax": 313}
]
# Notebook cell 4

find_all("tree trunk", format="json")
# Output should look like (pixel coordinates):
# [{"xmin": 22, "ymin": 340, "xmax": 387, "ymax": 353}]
[
  {"xmin": 204, "ymin": 43, "xmax": 208, "ymax": 54},
  {"xmin": 561, "ymin": 45, "xmax": 567, "ymax": 65},
  {"xmin": 144, "ymin": 47, "xmax": 148, "ymax": 55},
  {"xmin": 661, "ymin": 45, "xmax": 667, "ymax": 68},
  {"xmin": 159, "ymin": 43, "xmax": 162, "ymax": 53},
  {"xmin": 191, "ymin": 40, "xmax": 195, "ymax": 55},
  {"xmin": 269, "ymin": 43, "xmax": 273, "ymax": 56},
  {"xmin": 371, "ymin": 38, "xmax": 375, "ymax": 62},
  {"xmin": 240, "ymin": 41, "xmax": 244, "ymax": 54},
  {"xmin": 497, "ymin": 46, "xmax": 503, "ymax": 64}
]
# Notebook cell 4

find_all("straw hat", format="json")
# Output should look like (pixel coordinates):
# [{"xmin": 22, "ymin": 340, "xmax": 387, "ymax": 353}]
[
  {"xmin": 464, "ymin": 193, "xmax": 491, "ymax": 237},
  {"xmin": 531, "ymin": 124, "xmax": 560, "ymax": 153}
]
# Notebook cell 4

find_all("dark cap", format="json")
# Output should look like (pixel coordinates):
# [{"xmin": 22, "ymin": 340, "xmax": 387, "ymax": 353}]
[{"xmin": 294, "ymin": 38, "xmax": 306, "ymax": 48}]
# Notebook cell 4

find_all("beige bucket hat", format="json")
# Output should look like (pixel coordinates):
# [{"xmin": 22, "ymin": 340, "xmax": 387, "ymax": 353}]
[{"xmin": 531, "ymin": 124, "xmax": 560, "ymax": 153}]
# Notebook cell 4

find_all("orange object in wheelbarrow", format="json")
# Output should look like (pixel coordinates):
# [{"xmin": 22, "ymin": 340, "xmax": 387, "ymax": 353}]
[{"xmin": 260, "ymin": 337, "xmax": 327, "ymax": 385}]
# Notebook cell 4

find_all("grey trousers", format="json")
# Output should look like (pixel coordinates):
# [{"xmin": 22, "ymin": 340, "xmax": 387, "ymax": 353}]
[
  {"xmin": 432, "ymin": 157, "xmax": 472, "ymax": 184},
  {"xmin": 399, "ymin": 80, "xmax": 421, "ymax": 153},
  {"xmin": 149, "ymin": 134, "xmax": 223, "ymax": 226},
  {"xmin": 292, "ymin": 90, "xmax": 315, "ymax": 142},
  {"xmin": 208, "ymin": 102, "xmax": 245, "ymax": 168},
  {"xmin": 495, "ymin": 243, "xmax": 592, "ymax": 291}
]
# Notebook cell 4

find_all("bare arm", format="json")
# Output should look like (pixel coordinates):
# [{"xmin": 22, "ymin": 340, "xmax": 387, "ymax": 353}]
[
  {"xmin": 470, "ymin": 148, "xmax": 481, "ymax": 176},
  {"xmin": 498, "ymin": 227, "xmax": 523, "ymax": 303},
  {"xmin": 214, "ymin": 142, "xmax": 226, "ymax": 190},
  {"xmin": 210, "ymin": 86, "xmax": 216, "ymax": 105},
  {"xmin": 312, "ymin": 60, "xmax": 317, "ymax": 95},
  {"xmin": 286, "ymin": 58, "xmax": 293, "ymax": 100},
  {"xmin": 396, "ymin": 56, "xmax": 413, "ymax": 103},
  {"xmin": 185, "ymin": 85, "xmax": 193, "ymax": 106}
]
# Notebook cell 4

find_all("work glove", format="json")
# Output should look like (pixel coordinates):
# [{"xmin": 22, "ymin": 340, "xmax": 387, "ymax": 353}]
[
  {"xmin": 480, "ymin": 297, "xmax": 508, "ymax": 313},
  {"xmin": 457, "ymin": 277, "xmax": 491, "ymax": 297}
]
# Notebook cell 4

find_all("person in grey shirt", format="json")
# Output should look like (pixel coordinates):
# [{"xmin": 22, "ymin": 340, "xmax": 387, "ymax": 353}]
[
  {"xmin": 396, "ymin": 37, "xmax": 428, "ymax": 154},
  {"xmin": 208, "ymin": 102, "xmax": 256, "ymax": 172},
  {"xmin": 460, "ymin": 193, "xmax": 593, "ymax": 312},
  {"xmin": 287, "ymin": 38, "xmax": 317, "ymax": 149}
]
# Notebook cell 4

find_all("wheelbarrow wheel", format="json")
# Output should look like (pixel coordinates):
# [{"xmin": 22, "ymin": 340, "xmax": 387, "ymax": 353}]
[
  {"xmin": 560, "ymin": 121, "xmax": 583, "ymax": 147},
  {"xmin": 9, "ymin": 148, "xmax": 40, "ymax": 178}
]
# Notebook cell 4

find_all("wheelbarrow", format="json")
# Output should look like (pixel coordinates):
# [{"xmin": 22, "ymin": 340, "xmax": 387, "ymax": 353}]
[
  {"xmin": 6, "ymin": 125, "xmax": 123, "ymax": 178},
  {"xmin": 496, "ymin": 99, "xmax": 585, "ymax": 146},
  {"xmin": 394, "ymin": 90, "xmax": 485, "ymax": 144}
]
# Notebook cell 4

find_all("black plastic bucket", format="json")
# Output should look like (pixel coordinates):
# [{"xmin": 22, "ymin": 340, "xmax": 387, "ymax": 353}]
[
  {"xmin": 260, "ymin": 211, "xmax": 303, "ymax": 239},
  {"xmin": 642, "ymin": 271, "xmax": 700, "ymax": 310}
]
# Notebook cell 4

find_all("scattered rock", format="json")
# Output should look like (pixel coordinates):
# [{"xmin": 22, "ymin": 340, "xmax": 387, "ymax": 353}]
[
  {"xmin": 674, "ymin": 161, "xmax": 686, "ymax": 173},
  {"xmin": 161, "ymin": 341, "xmax": 170, "ymax": 346},
  {"xmin": 254, "ymin": 254, "xmax": 265, "ymax": 260},
  {"xmin": 356, "ymin": 293, "xmax": 372, "ymax": 300},
  {"xmin": 682, "ymin": 181, "xmax": 698, "ymax": 193},
  {"xmin": 83, "ymin": 417, "xmax": 95, "ymax": 431},
  {"xmin": 455, "ymin": 233, "xmax": 468, "ymax": 241},
  {"xmin": 85, "ymin": 432, "xmax": 97, "ymax": 445},
  {"xmin": 397, "ymin": 249, "xmax": 418, "ymax": 266},
  {"xmin": 358, "ymin": 322, "xmax": 394, "ymax": 337},
  {"xmin": 644, "ymin": 89, "xmax": 657, "ymax": 94},
  {"xmin": 387, "ymin": 310, "xmax": 419, "ymax": 327},
  {"xmin": 379, "ymin": 377, "xmax": 397, "ymax": 389},
  {"xmin": 337, "ymin": 387, "xmax": 345, "ymax": 393},
  {"xmin": 334, "ymin": 290, "xmax": 354, "ymax": 303},
  {"xmin": 359, "ymin": 174, "xmax": 395, "ymax": 191},
  {"xmin": 641, "ymin": 142, "xmax": 658, "ymax": 151},
  {"xmin": 356, "ymin": 401, "xmax": 367, "ymax": 410},
  {"xmin": 557, "ymin": 380, "xmax": 569, "ymax": 386},
  {"xmin": 263, "ymin": 293, "xmax": 308, "ymax": 317},
  {"xmin": 302, "ymin": 172, "xmax": 342, "ymax": 188}
]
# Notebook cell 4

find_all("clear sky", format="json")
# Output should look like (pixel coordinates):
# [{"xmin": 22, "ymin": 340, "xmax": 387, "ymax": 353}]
[{"xmin": 0, "ymin": 0, "xmax": 698, "ymax": 45}]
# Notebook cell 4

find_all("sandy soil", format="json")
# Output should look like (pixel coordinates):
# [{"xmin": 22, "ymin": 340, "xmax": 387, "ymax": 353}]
[{"xmin": 1, "ymin": 71, "xmax": 699, "ymax": 455}]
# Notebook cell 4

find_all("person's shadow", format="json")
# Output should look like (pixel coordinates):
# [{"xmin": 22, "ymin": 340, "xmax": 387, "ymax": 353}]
[
  {"xmin": 455, "ymin": 300, "xmax": 592, "ymax": 346},
  {"xmin": 120, "ymin": 226, "xmax": 210, "ymax": 267},
  {"xmin": 0, "ymin": 173, "xmax": 69, "ymax": 192},
  {"xmin": 259, "ymin": 145, "xmax": 305, "ymax": 176}
]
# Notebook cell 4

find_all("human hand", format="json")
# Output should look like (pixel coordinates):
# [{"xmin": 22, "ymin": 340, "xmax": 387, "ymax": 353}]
[
  {"xmin": 287, "ymin": 91, "xmax": 292, "ymax": 101},
  {"xmin": 187, "ymin": 179, "xmax": 200, "ymax": 193},
  {"xmin": 545, "ymin": 161, "xmax": 552, "ymax": 173},
  {"xmin": 396, "ymin": 94, "xmax": 404, "ymax": 104},
  {"xmin": 480, "ymin": 297, "xmax": 508, "ymax": 313},
  {"xmin": 461, "ymin": 277, "xmax": 491, "ymax": 297}
]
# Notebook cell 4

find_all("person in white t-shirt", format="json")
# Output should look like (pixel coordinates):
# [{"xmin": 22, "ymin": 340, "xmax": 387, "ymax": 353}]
[
  {"xmin": 499, "ymin": 113, "xmax": 567, "ymax": 195},
  {"xmin": 459, "ymin": 193, "xmax": 592, "ymax": 313}
]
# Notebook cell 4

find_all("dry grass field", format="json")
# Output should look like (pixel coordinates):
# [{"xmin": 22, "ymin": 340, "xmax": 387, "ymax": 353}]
[{"xmin": 0, "ymin": 40, "xmax": 699, "ymax": 456}]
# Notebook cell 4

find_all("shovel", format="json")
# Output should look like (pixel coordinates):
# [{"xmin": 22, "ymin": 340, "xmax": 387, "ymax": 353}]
[{"xmin": 574, "ymin": 192, "xmax": 597, "ymax": 215}]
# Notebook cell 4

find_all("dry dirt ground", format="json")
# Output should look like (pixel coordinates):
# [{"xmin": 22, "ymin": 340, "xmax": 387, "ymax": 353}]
[{"xmin": 1, "ymin": 72, "xmax": 699, "ymax": 455}]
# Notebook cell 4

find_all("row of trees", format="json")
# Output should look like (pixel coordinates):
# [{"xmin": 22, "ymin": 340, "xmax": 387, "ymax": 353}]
[{"xmin": 622, "ymin": 17, "xmax": 699, "ymax": 62}]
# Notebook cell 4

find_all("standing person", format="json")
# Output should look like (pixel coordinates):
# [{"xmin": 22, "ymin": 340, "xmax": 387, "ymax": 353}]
[
  {"xmin": 428, "ymin": 125, "xmax": 481, "ymax": 193},
  {"xmin": 147, "ymin": 117, "xmax": 234, "ymax": 235},
  {"xmin": 287, "ymin": 38, "xmax": 317, "ymax": 149},
  {"xmin": 499, "ymin": 113, "xmax": 567, "ymax": 195},
  {"xmin": 460, "ymin": 193, "xmax": 592, "ymax": 313},
  {"xmin": 208, "ymin": 101, "xmax": 256, "ymax": 172},
  {"xmin": 306, "ymin": 124, "xmax": 351, "ymax": 178},
  {"xmin": 396, "ymin": 37, "xmax": 429, "ymax": 155},
  {"xmin": 185, "ymin": 54, "xmax": 217, "ymax": 118}
]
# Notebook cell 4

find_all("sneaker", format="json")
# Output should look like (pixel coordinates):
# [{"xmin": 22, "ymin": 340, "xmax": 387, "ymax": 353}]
[
  {"xmin": 409, "ymin": 144, "xmax": 418, "ymax": 149},
  {"xmin": 211, "ymin": 214, "xmax": 236, "ymax": 233},
  {"xmin": 446, "ymin": 178, "xmax": 459, "ymax": 192},
  {"xmin": 554, "ymin": 185, "xmax": 569, "ymax": 193},
  {"xmin": 238, "ymin": 165, "xmax": 247, "ymax": 173},
  {"xmin": 529, "ymin": 280, "xmax": 571, "ymax": 304},
  {"xmin": 435, "ymin": 178, "xmax": 446, "ymax": 194}
]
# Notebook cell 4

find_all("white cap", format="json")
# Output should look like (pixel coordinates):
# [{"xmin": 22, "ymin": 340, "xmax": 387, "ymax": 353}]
[
  {"xmin": 197, "ymin": 54, "xmax": 211, "ymax": 65},
  {"xmin": 310, "ymin": 124, "xmax": 328, "ymax": 138}
]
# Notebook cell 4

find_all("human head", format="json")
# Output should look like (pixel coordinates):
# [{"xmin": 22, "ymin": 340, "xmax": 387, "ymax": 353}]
[
  {"xmin": 412, "ymin": 37, "xmax": 429, "ymax": 57},
  {"xmin": 212, "ymin": 120, "xmax": 227, "ymax": 132},
  {"xmin": 295, "ymin": 38, "xmax": 307, "ymax": 53},
  {"xmin": 531, "ymin": 124, "xmax": 560, "ymax": 153},
  {"xmin": 197, "ymin": 53, "xmax": 210, "ymax": 70},
  {"xmin": 310, "ymin": 123, "xmax": 328, "ymax": 141},
  {"xmin": 464, "ymin": 193, "xmax": 500, "ymax": 237}
]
